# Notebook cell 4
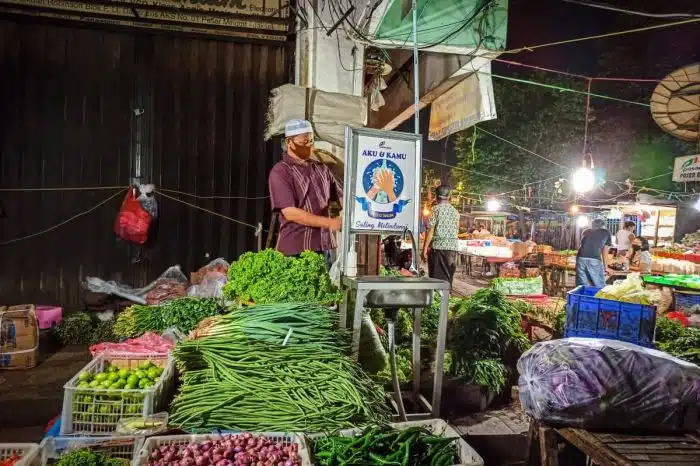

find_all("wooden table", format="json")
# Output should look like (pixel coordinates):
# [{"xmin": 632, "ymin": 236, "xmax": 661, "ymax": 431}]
[
  {"xmin": 459, "ymin": 253, "xmax": 515, "ymax": 277},
  {"xmin": 529, "ymin": 422, "xmax": 700, "ymax": 466}
]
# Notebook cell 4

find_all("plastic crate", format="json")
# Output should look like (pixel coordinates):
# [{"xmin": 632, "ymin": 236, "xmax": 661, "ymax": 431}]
[
  {"xmin": 307, "ymin": 419, "xmax": 483, "ymax": 466},
  {"xmin": 39, "ymin": 436, "xmax": 143, "ymax": 465},
  {"xmin": 135, "ymin": 433, "xmax": 311, "ymax": 466},
  {"xmin": 674, "ymin": 290, "xmax": 700, "ymax": 314},
  {"xmin": 60, "ymin": 353, "xmax": 176, "ymax": 436},
  {"xmin": 565, "ymin": 286, "xmax": 656, "ymax": 347},
  {"xmin": 0, "ymin": 444, "xmax": 40, "ymax": 466}
]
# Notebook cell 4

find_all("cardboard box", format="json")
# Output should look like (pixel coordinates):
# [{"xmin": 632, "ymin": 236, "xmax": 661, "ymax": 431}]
[
  {"xmin": 0, "ymin": 305, "xmax": 39, "ymax": 355},
  {"xmin": 0, "ymin": 347, "xmax": 38, "ymax": 370}
]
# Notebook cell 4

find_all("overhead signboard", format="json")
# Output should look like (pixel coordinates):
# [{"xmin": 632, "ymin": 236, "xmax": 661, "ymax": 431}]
[
  {"xmin": 0, "ymin": 0, "xmax": 290, "ymax": 41},
  {"xmin": 429, "ymin": 73, "xmax": 486, "ymax": 140},
  {"xmin": 343, "ymin": 127, "xmax": 421, "ymax": 234},
  {"xmin": 673, "ymin": 154, "xmax": 700, "ymax": 182}
]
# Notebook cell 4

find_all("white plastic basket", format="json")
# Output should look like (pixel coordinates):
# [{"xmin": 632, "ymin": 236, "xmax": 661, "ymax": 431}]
[
  {"xmin": 39, "ymin": 436, "xmax": 144, "ymax": 465},
  {"xmin": 60, "ymin": 353, "xmax": 176, "ymax": 435},
  {"xmin": 135, "ymin": 433, "xmax": 311, "ymax": 466},
  {"xmin": 0, "ymin": 443, "xmax": 40, "ymax": 466},
  {"xmin": 307, "ymin": 419, "xmax": 483, "ymax": 466}
]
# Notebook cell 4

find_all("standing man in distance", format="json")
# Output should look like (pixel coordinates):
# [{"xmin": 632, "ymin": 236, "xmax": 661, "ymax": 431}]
[
  {"xmin": 615, "ymin": 221, "xmax": 636, "ymax": 257},
  {"xmin": 268, "ymin": 119, "xmax": 342, "ymax": 264},
  {"xmin": 576, "ymin": 218, "xmax": 611, "ymax": 288},
  {"xmin": 421, "ymin": 185, "xmax": 460, "ymax": 287}
]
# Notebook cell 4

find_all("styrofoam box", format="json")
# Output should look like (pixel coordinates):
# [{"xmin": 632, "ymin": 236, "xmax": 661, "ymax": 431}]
[
  {"xmin": 39, "ymin": 436, "xmax": 144, "ymax": 466},
  {"xmin": 60, "ymin": 353, "xmax": 176, "ymax": 435},
  {"xmin": 306, "ymin": 419, "xmax": 484, "ymax": 466},
  {"xmin": 0, "ymin": 443, "xmax": 40, "ymax": 466},
  {"xmin": 135, "ymin": 433, "xmax": 311, "ymax": 466}
]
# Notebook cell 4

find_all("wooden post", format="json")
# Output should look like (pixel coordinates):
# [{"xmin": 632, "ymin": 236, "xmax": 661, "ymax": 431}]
[{"xmin": 539, "ymin": 426, "xmax": 559, "ymax": 466}]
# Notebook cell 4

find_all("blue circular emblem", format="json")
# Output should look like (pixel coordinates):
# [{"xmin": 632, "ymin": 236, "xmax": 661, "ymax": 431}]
[{"xmin": 362, "ymin": 159, "xmax": 404, "ymax": 204}]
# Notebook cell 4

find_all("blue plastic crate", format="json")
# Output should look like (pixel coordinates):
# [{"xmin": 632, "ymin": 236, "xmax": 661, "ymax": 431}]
[
  {"xmin": 674, "ymin": 290, "xmax": 700, "ymax": 314},
  {"xmin": 565, "ymin": 286, "xmax": 656, "ymax": 347}
]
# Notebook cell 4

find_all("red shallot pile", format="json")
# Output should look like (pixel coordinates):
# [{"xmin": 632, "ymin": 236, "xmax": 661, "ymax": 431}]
[{"xmin": 144, "ymin": 434, "xmax": 301, "ymax": 466}]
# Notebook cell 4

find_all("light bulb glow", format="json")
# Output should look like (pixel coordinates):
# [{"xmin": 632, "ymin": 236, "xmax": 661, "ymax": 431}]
[
  {"xmin": 576, "ymin": 215, "xmax": 590, "ymax": 228},
  {"xmin": 486, "ymin": 199, "xmax": 501, "ymax": 212},
  {"xmin": 570, "ymin": 205, "xmax": 579, "ymax": 214},
  {"xmin": 422, "ymin": 206, "xmax": 431, "ymax": 217},
  {"xmin": 572, "ymin": 167, "xmax": 595, "ymax": 193}
]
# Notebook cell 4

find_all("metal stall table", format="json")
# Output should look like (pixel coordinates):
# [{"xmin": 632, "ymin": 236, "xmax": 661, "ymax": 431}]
[{"xmin": 339, "ymin": 275, "xmax": 450, "ymax": 420}]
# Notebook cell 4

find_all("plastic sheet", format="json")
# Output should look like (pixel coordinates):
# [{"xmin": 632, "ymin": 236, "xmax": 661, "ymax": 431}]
[
  {"xmin": 518, "ymin": 338, "xmax": 700, "ymax": 432},
  {"xmin": 89, "ymin": 332, "xmax": 174, "ymax": 357},
  {"xmin": 187, "ymin": 276, "xmax": 227, "ymax": 298},
  {"xmin": 85, "ymin": 266, "xmax": 188, "ymax": 305}
]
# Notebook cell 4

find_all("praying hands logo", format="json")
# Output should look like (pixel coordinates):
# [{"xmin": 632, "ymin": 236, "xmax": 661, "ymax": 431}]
[{"xmin": 367, "ymin": 162, "xmax": 398, "ymax": 204}]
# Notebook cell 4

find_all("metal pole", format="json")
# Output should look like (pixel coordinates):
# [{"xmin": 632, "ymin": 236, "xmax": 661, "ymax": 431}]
[{"xmin": 412, "ymin": 0, "xmax": 419, "ymax": 135}]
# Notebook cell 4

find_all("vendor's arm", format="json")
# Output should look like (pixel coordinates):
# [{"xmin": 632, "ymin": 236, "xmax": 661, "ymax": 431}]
[
  {"xmin": 602, "ymin": 231, "xmax": 612, "ymax": 273},
  {"xmin": 281, "ymin": 207, "xmax": 341, "ymax": 231},
  {"xmin": 269, "ymin": 166, "xmax": 341, "ymax": 231}
]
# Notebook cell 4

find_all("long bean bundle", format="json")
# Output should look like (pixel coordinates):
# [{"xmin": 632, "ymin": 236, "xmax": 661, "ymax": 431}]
[
  {"xmin": 192, "ymin": 303, "xmax": 348, "ymax": 349},
  {"xmin": 170, "ymin": 303, "xmax": 390, "ymax": 432}
]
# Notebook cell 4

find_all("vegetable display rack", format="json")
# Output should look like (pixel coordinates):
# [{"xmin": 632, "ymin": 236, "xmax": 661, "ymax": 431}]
[
  {"xmin": 135, "ymin": 433, "xmax": 312, "ymax": 466},
  {"xmin": 60, "ymin": 353, "xmax": 176, "ymax": 435},
  {"xmin": 307, "ymin": 419, "xmax": 484, "ymax": 466},
  {"xmin": 39, "ymin": 436, "xmax": 144, "ymax": 466},
  {"xmin": 0, "ymin": 444, "xmax": 40, "ymax": 466}
]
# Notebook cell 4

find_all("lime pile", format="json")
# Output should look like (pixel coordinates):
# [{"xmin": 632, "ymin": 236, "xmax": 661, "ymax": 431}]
[
  {"xmin": 77, "ymin": 361, "xmax": 163, "ymax": 391},
  {"xmin": 71, "ymin": 361, "xmax": 165, "ymax": 426}
]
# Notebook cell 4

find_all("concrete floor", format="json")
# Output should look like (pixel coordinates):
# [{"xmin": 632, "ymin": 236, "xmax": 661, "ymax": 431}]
[{"xmin": 0, "ymin": 343, "xmax": 91, "ymax": 442}]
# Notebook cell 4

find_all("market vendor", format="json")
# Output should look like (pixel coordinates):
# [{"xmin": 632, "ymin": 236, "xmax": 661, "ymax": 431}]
[
  {"xmin": 576, "ymin": 219, "xmax": 612, "ymax": 287},
  {"xmin": 628, "ymin": 236, "xmax": 652, "ymax": 273},
  {"xmin": 268, "ymin": 119, "xmax": 343, "ymax": 260},
  {"xmin": 421, "ymin": 185, "xmax": 459, "ymax": 286}
]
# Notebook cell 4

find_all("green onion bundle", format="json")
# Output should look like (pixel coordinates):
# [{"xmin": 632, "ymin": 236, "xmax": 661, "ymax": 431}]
[{"xmin": 170, "ymin": 303, "xmax": 390, "ymax": 432}]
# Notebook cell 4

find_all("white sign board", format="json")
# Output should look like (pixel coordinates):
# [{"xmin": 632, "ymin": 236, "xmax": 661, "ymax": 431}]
[
  {"xmin": 673, "ymin": 154, "xmax": 700, "ymax": 182},
  {"xmin": 347, "ymin": 131, "xmax": 420, "ymax": 233}
]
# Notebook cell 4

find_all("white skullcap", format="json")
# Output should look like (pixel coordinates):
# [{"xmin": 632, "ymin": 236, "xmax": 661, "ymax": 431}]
[{"xmin": 285, "ymin": 119, "xmax": 313, "ymax": 137}]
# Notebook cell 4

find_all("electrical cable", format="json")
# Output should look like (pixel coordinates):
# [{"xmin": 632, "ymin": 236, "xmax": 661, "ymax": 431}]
[
  {"xmin": 0, "ymin": 190, "xmax": 124, "ymax": 246},
  {"xmin": 423, "ymin": 158, "xmax": 521, "ymax": 185},
  {"xmin": 561, "ymin": 0, "xmax": 700, "ymax": 19},
  {"xmin": 476, "ymin": 128, "xmax": 569, "ymax": 168},
  {"xmin": 155, "ymin": 190, "xmax": 260, "ymax": 230}
]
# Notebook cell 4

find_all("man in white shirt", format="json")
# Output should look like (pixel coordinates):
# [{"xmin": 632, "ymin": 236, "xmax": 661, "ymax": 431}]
[{"xmin": 615, "ymin": 221, "xmax": 635, "ymax": 257}]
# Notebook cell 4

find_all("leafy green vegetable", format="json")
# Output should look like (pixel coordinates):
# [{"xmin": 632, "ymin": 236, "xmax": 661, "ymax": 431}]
[
  {"xmin": 655, "ymin": 316, "xmax": 684, "ymax": 343},
  {"xmin": 448, "ymin": 289, "xmax": 530, "ymax": 394},
  {"xmin": 54, "ymin": 312, "xmax": 118, "ymax": 346},
  {"xmin": 222, "ymin": 250, "xmax": 341, "ymax": 304},
  {"xmin": 657, "ymin": 325, "xmax": 700, "ymax": 365},
  {"xmin": 374, "ymin": 348, "xmax": 413, "ymax": 385},
  {"xmin": 55, "ymin": 449, "xmax": 128, "ymax": 466},
  {"xmin": 114, "ymin": 298, "xmax": 223, "ymax": 338}
]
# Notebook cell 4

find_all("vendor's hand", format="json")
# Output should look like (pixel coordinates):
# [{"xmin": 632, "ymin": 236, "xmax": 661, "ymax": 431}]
[
  {"xmin": 604, "ymin": 267, "xmax": 612, "ymax": 276},
  {"xmin": 328, "ymin": 217, "xmax": 342, "ymax": 232}
]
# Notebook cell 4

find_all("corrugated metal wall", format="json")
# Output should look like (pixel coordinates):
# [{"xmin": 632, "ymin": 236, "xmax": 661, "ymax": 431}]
[{"xmin": 0, "ymin": 19, "xmax": 290, "ymax": 307}]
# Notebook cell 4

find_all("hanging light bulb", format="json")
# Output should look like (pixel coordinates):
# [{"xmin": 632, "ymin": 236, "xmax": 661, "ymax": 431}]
[
  {"xmin": 572, "ymin": 167, "xmax": 595, "ymax": 193},
  {"xmin": 422, "ymin": 205, "xmax": 431, "ymax": 217},
  {"xmin": 486, "ymin": 199, "xmax": 501, "ymax": 212},
  {"xmin": 573, "ymin": 153, "xmax": 596, "ymax": 193},
  {"xmin": 576, "ymin": 215, "xmax": 590, "ymax": 228},
  {"xmin": 570, "ymin": 205, "xmax": 580, "ymax": 214}
]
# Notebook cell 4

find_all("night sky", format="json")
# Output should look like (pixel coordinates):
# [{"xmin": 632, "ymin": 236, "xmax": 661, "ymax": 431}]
[{"xmin": 398, "ymin": 0, "xmax": 700, "ymax": 181}]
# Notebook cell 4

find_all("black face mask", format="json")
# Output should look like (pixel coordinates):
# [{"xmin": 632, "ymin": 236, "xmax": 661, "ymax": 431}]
[{"xmin": 632, "ymin": 245, "xmax": 641, "ymax": 251}]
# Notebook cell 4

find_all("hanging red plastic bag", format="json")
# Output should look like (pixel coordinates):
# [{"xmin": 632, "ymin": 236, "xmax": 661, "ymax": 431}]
[{"xmin": 114, "ymin": 187, "xmax": 152, "ymax": 244}]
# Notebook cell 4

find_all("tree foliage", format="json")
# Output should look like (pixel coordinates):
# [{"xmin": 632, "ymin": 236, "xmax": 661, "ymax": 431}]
[{"xmin": 452, "ymin": 70, "xmax": 587, "ymax": 204}]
